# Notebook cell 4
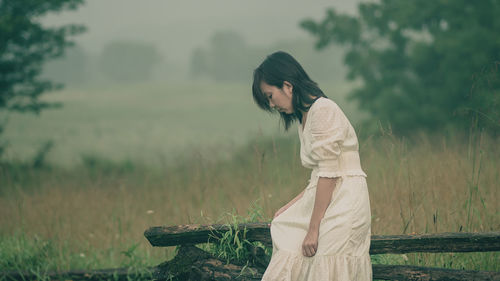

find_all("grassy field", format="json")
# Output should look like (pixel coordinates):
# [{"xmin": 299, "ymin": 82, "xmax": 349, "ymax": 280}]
[
  {"xmin": 0, "ymin": 82, "xmax": 499, "ymax": 277},
  {"xmin": 0, "ymin": 81, "xmax": 359, "ymax": 166}
]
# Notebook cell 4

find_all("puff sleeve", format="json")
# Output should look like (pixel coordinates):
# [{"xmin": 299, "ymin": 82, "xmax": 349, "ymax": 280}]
[{"xmin": 308, "ymin": 101, "xmax": 349, "ymax": 178}]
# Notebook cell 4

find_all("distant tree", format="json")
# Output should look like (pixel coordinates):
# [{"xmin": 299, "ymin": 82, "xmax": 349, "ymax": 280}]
[
  {"xmin": 0, "ymin": 0, "xmax": 86, "ymax": 114},
  {"xmin": 99, "ymin": 41, "xmax": 163, "ymax": 83},
  {"xmin": 209, "ymin": 31, "xmax": 250, "ymax": 82},
  {"xmin": 189, "ymin": 31, "xmax": 250, "ymax": 81},
  {"xmin": 189, "ymin": 47, "xmax": 208, "ymax": 78},
  {"xmin": 43, "ymin": 44, "xmax": 89, "ymax": 86},
  {"xmin": 190, "ymin": 30, "xmax": 348, "ymax": 84},
  {"xmin": 301, "ymin": 1, "xmax": 500, "ymax": 134}
]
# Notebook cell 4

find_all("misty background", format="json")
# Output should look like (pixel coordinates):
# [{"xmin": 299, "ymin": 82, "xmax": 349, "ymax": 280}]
[
  {"xmin": 41, "ymin": 0, "xmax": 358, "ymax": 83},
  {"xmin": 2, "ymin": 0, "xmax": 361, "ymax": 166}
]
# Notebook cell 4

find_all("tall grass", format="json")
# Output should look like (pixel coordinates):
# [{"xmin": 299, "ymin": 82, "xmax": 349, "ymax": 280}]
[{"xmin": 0, "ymin": 130, "xmax": 499, "ymax": 274}]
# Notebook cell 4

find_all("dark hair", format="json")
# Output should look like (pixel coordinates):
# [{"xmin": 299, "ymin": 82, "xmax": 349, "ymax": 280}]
[{"xmin": 252, "ymin": 51, "xmax": 326, "ymax": 131}]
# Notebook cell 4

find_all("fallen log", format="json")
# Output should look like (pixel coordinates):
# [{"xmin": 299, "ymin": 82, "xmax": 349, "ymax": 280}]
[
  {"xmin": 145, "ymin": 222, "xmax": 271, "ymax": 247},
  {"xmin": 152, "ymin": 244, "xmax": 264, "ymax": 281},
  {"xmin": 370, "ymin": 232, "xmax": 500, "ymax": 254},
  {"xmin": 145, "ymin": 223, "xmax": 500, "ymax": 255},
  {"xmin": 372, "ymin": 264, "xmax": 500, "ymax": 280}
]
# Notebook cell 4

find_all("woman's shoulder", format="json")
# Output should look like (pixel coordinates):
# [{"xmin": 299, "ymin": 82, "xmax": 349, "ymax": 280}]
[{"xmin": 309, "ymin": 96, "xmax": 340, "ymax": 113}]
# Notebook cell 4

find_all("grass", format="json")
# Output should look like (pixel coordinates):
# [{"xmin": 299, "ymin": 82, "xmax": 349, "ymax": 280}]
[
  {"xmin": 1, "ymin": 130, "xmax": 498, "ymax": 277},
  {"xmin": 0, "ymin": 82, "xmax": 498, "ymax": 277},
  {"xmin": 200, "ymin": 200, "xmax": 271, "ymax": 267},
  {"xmin": 0, "ymin": 80, "xmax": 357, "ymax": 167}
]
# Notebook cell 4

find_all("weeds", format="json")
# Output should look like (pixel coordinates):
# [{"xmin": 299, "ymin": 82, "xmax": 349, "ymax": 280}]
[
  {"xmin": 202, "ymin": 201, "xmax": 271, "ymax": 267},
  {"xmin": 0, "ymin": 132, "xmax": 498, "ymax": 274},
  {"xmin": 0, "ymin": 233, "xmax": 154, "ymax": 280}
]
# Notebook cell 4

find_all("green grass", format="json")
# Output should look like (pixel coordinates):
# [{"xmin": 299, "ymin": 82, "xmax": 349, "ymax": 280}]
[
  {"xmin": 201, "ymin": 201, "xmax": 271, "ymax": 267},
  {"xmin": 0, "ymin": 82, "xmax": 498, "ymax": 278},
  {"xmin": 0, "ymin": 232, "xmax": 154, "ymax": 278},
  {"xmin": 0, "ymin": 81, "xmax": 357, "ymax": 167}
]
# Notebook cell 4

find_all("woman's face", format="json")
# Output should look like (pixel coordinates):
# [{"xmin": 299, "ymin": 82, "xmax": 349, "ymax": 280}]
[{"xmin": 260, "ymin": 81, "xmax": 294, "ymax": 114}]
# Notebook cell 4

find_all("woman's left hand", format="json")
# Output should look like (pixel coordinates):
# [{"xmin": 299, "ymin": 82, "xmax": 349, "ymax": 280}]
[{"xmin": 302, "ymin": 229, "xmax": 319, "ymax": 257}]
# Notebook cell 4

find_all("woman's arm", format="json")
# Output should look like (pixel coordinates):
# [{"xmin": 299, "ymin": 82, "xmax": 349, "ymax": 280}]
[{"xmin": 302, "ymin": 176, "xmax": 338, "ymax": 257}]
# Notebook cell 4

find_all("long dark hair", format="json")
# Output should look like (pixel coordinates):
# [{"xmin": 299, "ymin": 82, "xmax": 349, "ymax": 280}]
[{"xmin": 252, "ymin": 51, "xmax": 326, "ymax": 131}]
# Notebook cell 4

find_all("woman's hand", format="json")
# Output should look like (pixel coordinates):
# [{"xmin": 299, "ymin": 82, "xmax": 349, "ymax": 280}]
[
  {"xmin": 273, "ymin": 205, "xmax": 289, "ymax": 219},
  {"xmin": 302, "ymin": 228, "xmax": 319, "ymax": 257}
]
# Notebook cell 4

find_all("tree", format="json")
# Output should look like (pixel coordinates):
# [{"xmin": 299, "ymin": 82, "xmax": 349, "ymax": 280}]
[
  {"xmin": 209, "ymin": 31, "xmax": 249, "ymax": 82},
  {"xmin": 42, "ymin": 44, "xmax": 89, "ymax": 86},
  {"xmin": 189, "ymin": 30, "xmax": 347, "ymax": 84},
  {"xmin": 189, "ymin": 47, "xmax": 209, "ymax": 79},
  {"xmin": 301, "ymin": 1, "xmax": 500, "ymax": 134},
  {"xmin": 99, "ymin": 41, "xmax": 163, "ymax": 83},
  {"xmin": 0, "ymin": 0, "xmax": 86, "ymax": 114}
]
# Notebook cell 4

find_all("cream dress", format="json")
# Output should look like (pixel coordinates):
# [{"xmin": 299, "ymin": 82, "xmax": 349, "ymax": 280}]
[{"xmin": 262, "ymin": 97, "xmax": 372, "ymax": 281}]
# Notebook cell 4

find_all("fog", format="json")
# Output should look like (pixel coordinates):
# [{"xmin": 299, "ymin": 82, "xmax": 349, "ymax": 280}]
[
  {"xmin": 42, "ymin": 0, "xmax": 358, "ymax": 81},
  {"xmin": 3, "ymin": 0, "xmax": 363, "ymax": 165}
]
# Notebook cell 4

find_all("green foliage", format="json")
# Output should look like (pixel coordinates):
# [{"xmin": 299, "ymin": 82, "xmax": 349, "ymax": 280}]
[
  {"xmin": 80, "ymin": 154, "xmax": 135, "ymax": 175},
  {"xmin": 0, "ymin": 232, "xmax": 57, "ymax": 273},
  {"xmin": 99, "ymin": 41, "xmax": 163, "ymax": 83},
  {"xmin": 0, "ymin": 0, "xmax": 86, "ymax": 114},
  {"xmin": 301, "ymin": 1, "xmax": 500, "ymax": 135},
  {"xmin": 201, "ymin": 201, "xmax": 271, "ymax": 267},
  {"xmin": 32, "ymin": 140, "xmax": 54, "ymax": 168},
  {"xmin": 0, "ymin": 233, "xmax": 154, "ymax": 280},
  {"xmin": 120, "ymin": 243, "xmax": 154, "ymax": 281}
]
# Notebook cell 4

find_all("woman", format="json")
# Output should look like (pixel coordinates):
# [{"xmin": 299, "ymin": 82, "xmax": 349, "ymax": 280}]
[{"xmin": 252, "ymin": 51, "xmax": 372, "ymax": 280}]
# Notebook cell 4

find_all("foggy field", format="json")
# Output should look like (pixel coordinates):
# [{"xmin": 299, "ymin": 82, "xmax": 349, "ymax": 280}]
[{"xmin": 1, "ymin": 81, "xmax": 357, "ymax": 167}]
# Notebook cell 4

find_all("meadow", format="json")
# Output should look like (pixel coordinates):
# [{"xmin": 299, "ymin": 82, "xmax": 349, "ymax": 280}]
[
  {"xmin": 0, "ymin": 81, "xmax": 359, "ymax": 167},
  {"xmin": 0, "ymin": 82, "xmax": 498, "ymax": 277}
]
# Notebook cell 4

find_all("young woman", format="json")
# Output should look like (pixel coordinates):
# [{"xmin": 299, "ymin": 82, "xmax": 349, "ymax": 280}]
[{"xmin": 252, "ymin": 51, "xmax": 372, "ymax": 280}]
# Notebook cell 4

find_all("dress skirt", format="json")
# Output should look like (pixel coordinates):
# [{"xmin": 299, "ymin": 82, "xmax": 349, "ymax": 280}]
[{"xmin": 262, "ymin": 172, "xmax": 372, "ymax": 281}]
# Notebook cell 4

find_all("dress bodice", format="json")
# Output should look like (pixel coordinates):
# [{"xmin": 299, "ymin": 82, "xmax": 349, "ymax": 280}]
[{"xmin": 298, "ymin": 97, "xmax": 366, "ymax": 179}]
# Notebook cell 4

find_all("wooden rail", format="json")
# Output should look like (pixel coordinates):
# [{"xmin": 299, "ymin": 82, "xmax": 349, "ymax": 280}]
[
  {"xmin": 144, "ymin": 223, "xmax": 500, "ymax": 280},
  {"xmin": 144, "ymin": 222, "xmax": 500, "ymax": 254}
]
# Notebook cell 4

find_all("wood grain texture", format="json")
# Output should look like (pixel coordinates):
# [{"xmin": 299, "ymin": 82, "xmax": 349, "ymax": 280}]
[{"xmin": 372, "ymin": 264, "xmax": 500, "ymax": 281}]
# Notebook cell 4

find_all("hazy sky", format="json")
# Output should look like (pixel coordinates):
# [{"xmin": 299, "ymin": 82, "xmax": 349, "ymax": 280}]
[{"xmin": 43, "ymin": 0, "xmax": 358, "ymax": 67}]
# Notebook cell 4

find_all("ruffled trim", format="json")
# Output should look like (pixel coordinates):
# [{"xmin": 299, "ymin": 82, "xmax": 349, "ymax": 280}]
[
  {"xmin": 316, "ymin": 171, "xmax": 344, "ymax": 178},
  {"xmin": 262, "ymin": 249, "xmax": 372, "ymax": 281},
  {"xmin": 312, "ymin": 169, "xmax": 367, "ymax": 179}
]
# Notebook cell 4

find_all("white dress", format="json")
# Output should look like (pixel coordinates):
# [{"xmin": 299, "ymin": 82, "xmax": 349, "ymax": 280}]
[{"xmin": 262, "ymin": 97, "xmax": 372, "ymax": 281}]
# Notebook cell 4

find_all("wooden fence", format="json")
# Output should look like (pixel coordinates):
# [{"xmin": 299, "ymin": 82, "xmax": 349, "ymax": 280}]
[
  {"xmin": 2, "ymin": 223, "xmax": 498, "ymax": 280},
  {"xmin": 144, "ymin": 223, "xmax": 500, "ymax": 281}
]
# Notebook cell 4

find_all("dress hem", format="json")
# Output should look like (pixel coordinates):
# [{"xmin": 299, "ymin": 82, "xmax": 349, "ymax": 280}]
[{"xmin": 261, "ymin": 248, "xmax": 372, "ymax": 281}]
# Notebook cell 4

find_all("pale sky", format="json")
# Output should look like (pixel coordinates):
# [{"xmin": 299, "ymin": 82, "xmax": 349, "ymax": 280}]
[{"xmin": 43, "ymin": 0, "xmax": 358, "ymax": 66}]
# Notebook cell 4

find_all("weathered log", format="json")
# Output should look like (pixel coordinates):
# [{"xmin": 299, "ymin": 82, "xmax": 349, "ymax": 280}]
[
  {"xmin": 370, "ymin": 232, "xmax": 500, "ymax": 254},
  {"xmin": 152, "ymin": 244, "xmax": 264, "ymax": 281},
  {"xmin": 144, "ymin": 223, "xmax": 500, "ymax": 254},
  {"xmin": 145, "ymin": 222, "xmax": 272, "ymax": 247},
  {"xmin": 372, "ymin": 264, "xmax": 500, "ymax": 281}
]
